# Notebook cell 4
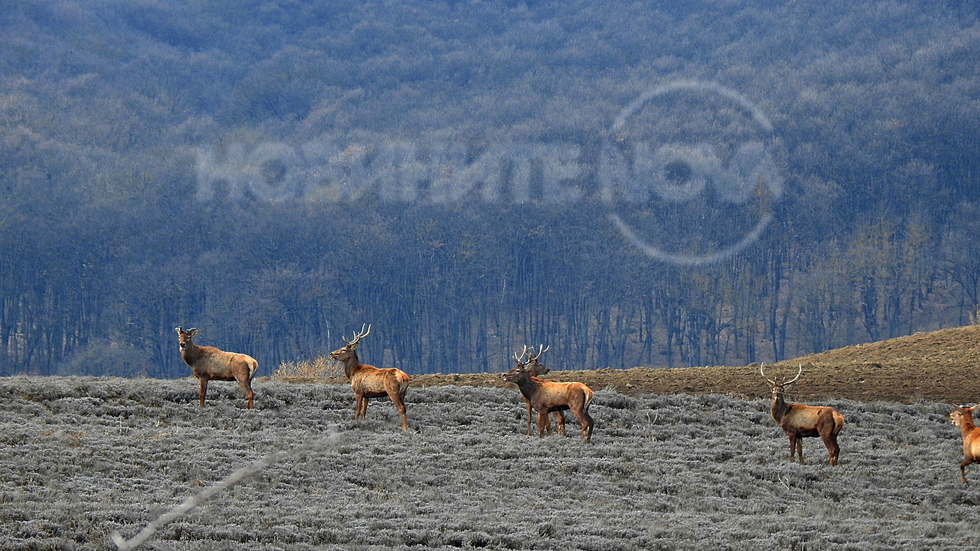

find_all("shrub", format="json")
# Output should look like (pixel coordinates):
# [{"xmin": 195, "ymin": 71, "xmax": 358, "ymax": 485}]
[
  {"xmin": 270, "ymin": 356, "xmax": 343, "ymax": 382},
  {"xmin": 55, "ymin": 340, "xmax": 151, "ymax": 378}
]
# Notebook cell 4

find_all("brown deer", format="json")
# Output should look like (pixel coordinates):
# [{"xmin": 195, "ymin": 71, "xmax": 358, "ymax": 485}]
[
  {"xmin": 329, "ymin": 324, "xmax": 410, "ymax": 431},
  {"xmin": 513, "ymin": 344, "xmax": 566, "ymax": 436},
  {"xmin": 175, "ymin": 327, "xmax": 258, "ymax": 409},
  {"xmin": 761, "ymin": 364, "xmax": 844, "ymax": 465},
  {"xmin": 502, "ymin": 357, "xmax": 594, "ymax": 443},
  {"xmin": 950, "ymin": 405, "xmax": 980, "ymax": 483}
]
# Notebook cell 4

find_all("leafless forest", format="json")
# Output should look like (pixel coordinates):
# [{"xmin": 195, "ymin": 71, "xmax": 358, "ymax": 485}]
[
  {"xmin": 2, "ymin": 376, "xmax": 977, "ymax": 550},
  {"xmin": 3, "ymin": 0, "xmax": 980, "ymax": 379}
]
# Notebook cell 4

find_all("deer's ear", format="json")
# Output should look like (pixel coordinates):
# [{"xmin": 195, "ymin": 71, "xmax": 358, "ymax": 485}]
[
  {"xmin": 175, "ymin": 327, "xmax": 182, "ymax": 333},
  {"xmin": 969, "ymin": 405, "xmax": 980, "ymax": 413},
  {"xmin": 188, "ymin": 328, "xmax": 199, "ymax": 337}
]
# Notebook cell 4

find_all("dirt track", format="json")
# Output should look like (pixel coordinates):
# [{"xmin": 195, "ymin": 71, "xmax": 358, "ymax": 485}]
[{"xmin": 407, "ymin": 325, "xmax": 980, "ymax": 404}]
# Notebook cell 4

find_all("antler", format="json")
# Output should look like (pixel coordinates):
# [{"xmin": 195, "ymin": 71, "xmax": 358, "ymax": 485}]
[
  {"xmin": 343, "ymin": 323, "xmax": 372, "ymax": 346},
  {"xmin": 513, "ymin": 344, "xmax": 530, "ymax": 362},
  {"xmin": 759, "ymin": 363, "xmax": 776, "ymax": 386},
  {"xmin": 760, "ymin": 363, "xmax": 803, "ymax": 386},
  {"xmin": 529, "ymin": 344, "xmax": 550, "ymax": 361},
  {"xmin": 784, "ymin": 364, "xmax": 803, "ymax": 386}
]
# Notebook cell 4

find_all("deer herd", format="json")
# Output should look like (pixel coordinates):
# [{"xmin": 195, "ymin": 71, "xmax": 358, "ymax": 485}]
[{"xmin": 175, "ymin": 325, "xmax": 980, "ymax": 482}]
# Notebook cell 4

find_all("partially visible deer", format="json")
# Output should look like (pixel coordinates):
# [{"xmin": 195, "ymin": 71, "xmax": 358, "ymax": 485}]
[
  {"xmin": 330, "ymin": 324, "xmax": 410, "ymax": 431},
  {"xmin": 175, "ymin": 327, "xmax": 258, "ymax": 409},
  {"xmin": 502, "ymin": 357, "xmax": 594, "ymax": 443},
  {"xmin": 513, "ymin": 344, "xmax": 565, "ymax": 436},
  {"xmin": 950, "ymin": 404, "xmax": 980, "ymax": 483},
  {"xmin": 761, "ymin": 364, "xmax": 844, "ymax": 465}
]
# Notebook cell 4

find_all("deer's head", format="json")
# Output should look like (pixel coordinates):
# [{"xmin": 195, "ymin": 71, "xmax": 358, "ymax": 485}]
[
  {"xmin": 502, "ymin": 362, "xmax": 532, "ymax": 384},
  {"xmin": 524, "ymin": 344, "xmax": 550, "ymax": 377},
  {"xmin": 952, "ymin": 405, "xmax": 979, "ymax": 428},
  {"xmin": 175, "ymin": 327, "xmax": 199, "ymax": 350},
  {"xmin": 330, "ymin": 324, "xmax": 371, "ymax": 362},
  {"xmin": 760, "ymin": 363, "xmax": 802, "ymax": 400}
]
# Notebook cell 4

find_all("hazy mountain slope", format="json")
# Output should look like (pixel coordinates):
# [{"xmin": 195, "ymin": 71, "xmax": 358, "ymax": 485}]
[{"xmin": 410, "ymin": 325, "xmax": 980, "ymax": 403}]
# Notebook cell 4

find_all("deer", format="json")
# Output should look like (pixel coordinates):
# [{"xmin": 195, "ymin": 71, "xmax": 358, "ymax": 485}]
[
  {"xmin": 513, "ymin": 344, "xmax": 566, "ymax": 436},
  {"xmin": 329, "ymin": 324, "xmax": 410, "ymax": 431},
  {"xmin": 502, "ymin": 354, "xmax": 594, "ymax": 443},
  {"xmin": 175, "ymin": 327, "xmax": 258, "ymax": 409},
  {"xmin": 950, "ymin": 404, "xmax": 980, "ymax": 483},
  {"xmin": 761, "ymin": 363, "xmax": 844, "ymax": 465}
]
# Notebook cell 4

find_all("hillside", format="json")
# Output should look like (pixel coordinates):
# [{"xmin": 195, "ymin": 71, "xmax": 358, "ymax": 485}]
[
  {"xmin": 4, "ymin": 0, "xmax": 980, "ymax": 379},
  {"xmin": 409, "ymin": 325, "xmax": 980, "ymax": 404}
]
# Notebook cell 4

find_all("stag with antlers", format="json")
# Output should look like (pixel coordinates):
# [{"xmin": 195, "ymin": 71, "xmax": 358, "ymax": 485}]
[
  {"xmin": 175, "ymin": 327, "xmax": 258, "ymax": 409},
  {"xmin": 950, "ymin": 404, "xmax": 980, "ymax": 483},
  {"xmin": 761, "ymin": 364, "xmax": 844, "ymax": 465},
  {"xmin": 503, "ymin": 349, "xmax": 594, "ymax": 443},
  {"xmin": 330, "ymin": 324, "xmax": 410, "ymax": 431},
  {"xmin": 512, "ymin": 344, "xmax": 566, "ymax": 436}
]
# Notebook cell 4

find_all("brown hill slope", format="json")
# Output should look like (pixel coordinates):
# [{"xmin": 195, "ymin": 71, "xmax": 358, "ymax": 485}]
[{"xmin": 409, "ymin": 325, "xmax": 980, "ymax": 404}]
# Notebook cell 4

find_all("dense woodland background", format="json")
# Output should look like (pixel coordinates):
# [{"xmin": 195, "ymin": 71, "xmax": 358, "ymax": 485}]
[{"xmin": 2, "ymin": 0, "xmax": 980, "ymax": 377}]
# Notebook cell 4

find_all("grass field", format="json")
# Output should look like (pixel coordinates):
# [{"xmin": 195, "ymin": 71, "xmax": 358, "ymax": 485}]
[{"xmin": 1, "ymin": 376, "xmax": 978, "ymax": 550}]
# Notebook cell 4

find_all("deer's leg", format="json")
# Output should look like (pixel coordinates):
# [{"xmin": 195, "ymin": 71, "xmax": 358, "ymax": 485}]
[
  {"xmin": 796, "ymin": 438, "xmax": 805, "ymax": 464},
  {"xmin": 237, "ymin": 376, "xmax": 255, "ymax": 409},
  {"xmin": 525, "ymin": 401, "xmax": 534, "ymax": 435},
  {"xmin": 535, "ymin": 406, "xmax": 553, "ymax": 435},
  {"xmin": 961, "ymin": 459, "xmax": 972, "ymax": 484},
  {"xmin": 553, "ymin": 411, "xmax": 566, "ymax": 437},
  {"xmin": 389, "ymin": 391, "xmax": 409, "ymax": 431},
  {"xmin": 354, "ymin": 394, "xmax": 365, "ymax": 420},
  {"xmin": 537, "ymin": 411, "xmax": 550, "ymax": 438},
  {"xmin": 576, "ymin": 408, "xmax": 594, "ymax": 443},
  {"xmin": 822, "ymin": 432, "xmax": 840, "ymax": 466},
  {"xmin": 198, "ymin": 377, "xmax": 209, "ymax": 407}
]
